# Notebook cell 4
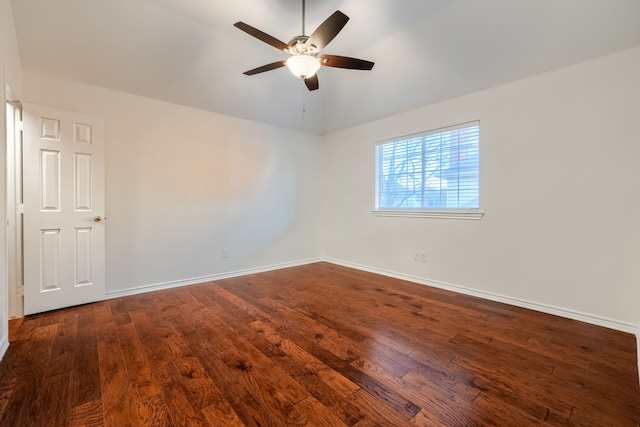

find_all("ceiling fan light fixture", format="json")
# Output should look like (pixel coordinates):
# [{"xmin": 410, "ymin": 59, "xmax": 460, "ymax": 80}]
[{"xmin": 286, "ymin": 54, "xmax": 321, "ymax": 79}]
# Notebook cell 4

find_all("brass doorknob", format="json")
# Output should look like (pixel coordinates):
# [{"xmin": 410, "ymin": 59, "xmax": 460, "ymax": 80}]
[{"xmin": 93, "ymin": 216, "xmax": 103, "ymax": 222}]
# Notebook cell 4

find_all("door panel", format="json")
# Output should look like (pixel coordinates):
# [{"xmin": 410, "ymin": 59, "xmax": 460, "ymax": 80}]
[{"xmin": 23, "ymin": 104, "xmax": 105, "ymax": 315}]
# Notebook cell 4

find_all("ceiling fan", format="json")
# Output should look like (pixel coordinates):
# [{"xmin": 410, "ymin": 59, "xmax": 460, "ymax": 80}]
[{"xmin": 233, "ymin": 0, "xmax": 374, "ymax": 91}]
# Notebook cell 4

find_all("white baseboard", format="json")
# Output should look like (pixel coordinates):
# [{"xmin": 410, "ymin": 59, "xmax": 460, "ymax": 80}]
[
  {"xmin": 105, "ymin": 257, "xmax": 323, "ymax": 300},
  {"xmin": 0, "ymin": 337, "xmax": 9, "ymax": 361}
]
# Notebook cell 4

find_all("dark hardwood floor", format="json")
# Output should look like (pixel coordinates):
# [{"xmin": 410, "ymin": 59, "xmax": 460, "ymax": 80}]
[{"xmin": 0, "ymin": 262, "xmax": 638, "ymax": 426}]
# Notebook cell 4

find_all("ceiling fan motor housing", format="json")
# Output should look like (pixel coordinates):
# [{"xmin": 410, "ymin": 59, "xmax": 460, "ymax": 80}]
[{"xmin": 286, "ymin": 36, "xmax": 317, "ymax": 55}]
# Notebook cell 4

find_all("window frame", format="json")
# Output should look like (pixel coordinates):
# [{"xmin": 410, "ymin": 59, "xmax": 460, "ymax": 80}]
[{"xmin": 372, "ymin": 121, "xmax": 484, "ymax": 220}]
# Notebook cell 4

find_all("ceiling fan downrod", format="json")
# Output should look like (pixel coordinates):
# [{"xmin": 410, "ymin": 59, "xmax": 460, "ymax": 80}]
[{"xmin": 302, "ymin": 0, "xmax": 306, "ymax": 36}]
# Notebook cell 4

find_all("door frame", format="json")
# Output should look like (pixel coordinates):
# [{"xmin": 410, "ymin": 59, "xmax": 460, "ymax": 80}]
[
  {"xmin": 5, "ymin": 98, "xmax": 23, "ymax": 319},
  {"xmin": 4, "ymin": 87, "xmax": 24, "ymax": 319}
]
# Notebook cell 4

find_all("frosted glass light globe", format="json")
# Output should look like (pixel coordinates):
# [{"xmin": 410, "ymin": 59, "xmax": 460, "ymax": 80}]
[{"xmin": 286, "ymin": 55, "xmax": 321, "ymax": 79}]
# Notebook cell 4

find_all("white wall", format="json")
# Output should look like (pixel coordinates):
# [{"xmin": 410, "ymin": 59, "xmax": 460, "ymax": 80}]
[
  {"xmin": 323, "ymin": 47, "xmax": 640, "ymax": 331},
  {"xmin": 0, "ymin": 0, "xmax": 22, "ymax": 358},
  {"xmin": 22, "ymin": 71, "xmax": 324, "ymax": 295},
  {"xmin": 0, "ymin": 0, "xmax": 21, "ymax": 92}
]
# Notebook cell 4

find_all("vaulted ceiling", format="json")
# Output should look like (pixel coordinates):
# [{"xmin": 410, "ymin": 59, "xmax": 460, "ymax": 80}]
[{"xmin": 11, "ymin": 0, "xmax": 640, "ymax": 135}]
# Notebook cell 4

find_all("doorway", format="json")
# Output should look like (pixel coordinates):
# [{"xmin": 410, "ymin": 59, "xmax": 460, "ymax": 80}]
[{"xmin": 6, "ymin": 99, "xmax": 23, "ymax": 319}]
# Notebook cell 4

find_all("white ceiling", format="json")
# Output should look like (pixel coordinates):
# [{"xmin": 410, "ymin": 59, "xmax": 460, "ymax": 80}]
[{"xmin": 11, "ymin": 0, "xmax": 640, "ymax": 135}]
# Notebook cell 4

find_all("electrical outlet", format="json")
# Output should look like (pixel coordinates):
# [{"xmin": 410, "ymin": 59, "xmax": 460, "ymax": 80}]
[
  {"xmin": 222, "ymin": 248, "xmax": 229, "ymax": 258},
  {"xmin": 414, "ymin": 252, "xmax": 420, "ymax": 261},
  {"xmin": 419, "ymin": 251, "xmax": 427, "ymax": 263}
]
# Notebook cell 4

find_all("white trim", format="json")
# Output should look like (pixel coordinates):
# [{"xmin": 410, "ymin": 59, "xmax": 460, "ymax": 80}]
[
  {"xmin": 0, "ymin": 337, "xmax": 8, "ymax": 361},
  {"xmin": 1, "ymin": 71, "xmax": 11, "ymax": 363},
  {"xmin": 324, "ymin": 257, "xmax": 640, "ymax": 335},
  {"xmin": 372, "ymin": 209, "xmax": 484, "ymax": 220},
  {"xmin": 105, "ymin": 257, "xmax": 323, "ymax": 300}
]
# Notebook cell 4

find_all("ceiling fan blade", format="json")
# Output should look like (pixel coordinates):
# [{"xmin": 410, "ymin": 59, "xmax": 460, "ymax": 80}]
[
  {"xmin": 318, "ymin": 54, "xmax": 374, "ymax": 70},
  {"xmin": 243, "ymin": 61, "xmax": 287, "ymax": 76},
  {"xmin": 234, "ymin": 22, "xmax": 289, "ymax": 51},
  {"xmin": 306, "ymin": 11, "xmax": 349, "ymax": 51},
  {"xmin": 304, "ymin": 74, "xmax": 319, "ymax": 91}
]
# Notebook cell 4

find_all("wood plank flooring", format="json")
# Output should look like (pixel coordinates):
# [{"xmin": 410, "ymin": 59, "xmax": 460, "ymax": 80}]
[{"xmin": 1, "ymin": 262, "xmax": 638, "ymax": 426}]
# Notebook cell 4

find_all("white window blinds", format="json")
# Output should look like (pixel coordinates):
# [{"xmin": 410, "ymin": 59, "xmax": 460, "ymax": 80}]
[{"xmin": 375, "ymin": 121, "xmax": 480, "ymax": 210}]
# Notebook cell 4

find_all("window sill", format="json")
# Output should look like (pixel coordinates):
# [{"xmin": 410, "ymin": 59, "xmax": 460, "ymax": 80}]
[{"xmin": 371, "ymin": 209, "xmax": 484, "ymax": 220}]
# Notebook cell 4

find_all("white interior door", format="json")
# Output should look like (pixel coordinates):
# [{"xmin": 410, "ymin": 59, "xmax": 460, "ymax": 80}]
[{"xmin": 23, "ymin": 104, "xmax": 105, "ymax": 315}]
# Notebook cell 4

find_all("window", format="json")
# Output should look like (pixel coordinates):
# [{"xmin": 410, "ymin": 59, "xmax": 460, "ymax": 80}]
[{"xmin": 374, "ymin": 121, "xmax": 482, "ymax": 219}]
